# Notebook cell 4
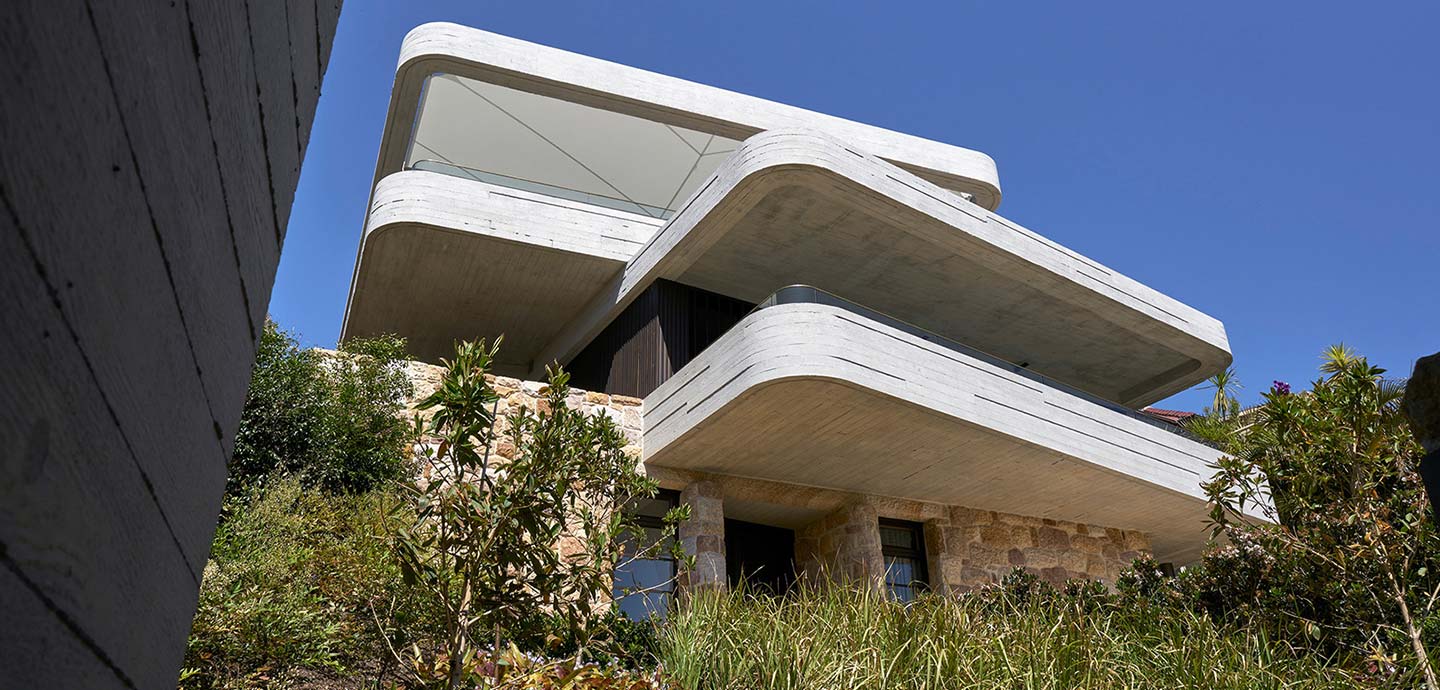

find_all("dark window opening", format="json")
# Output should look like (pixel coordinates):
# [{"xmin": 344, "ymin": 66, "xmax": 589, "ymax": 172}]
[
  {"xmin": 724, "ymin": 519, "xmax": 796, "ymax": 595},
  {"xmin": 612, "ymin": 490, "xmax": 680, "ymax": 620},
  {"xmin": 879, "ymin": 519, "xmax": 928, "ymax": 602}
]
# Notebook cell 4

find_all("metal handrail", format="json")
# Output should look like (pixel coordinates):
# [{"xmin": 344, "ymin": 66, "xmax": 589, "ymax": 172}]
[
  {"xmin": 751, "ymin": 285, "xmax": 1217, "ymax": 446},
  {"xmin": 408, "ymin": 159, "xmax": 676, "ymax": 220}
]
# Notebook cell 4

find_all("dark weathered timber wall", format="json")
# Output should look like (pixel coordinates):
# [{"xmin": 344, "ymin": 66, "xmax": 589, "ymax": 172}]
[
  {"xmin": 567, "ymin": 280, "xmax": 754, "ymax": 398},
  {"xmin": 0, "ymin": 1, "xmax": 340, "ymax": 687}
]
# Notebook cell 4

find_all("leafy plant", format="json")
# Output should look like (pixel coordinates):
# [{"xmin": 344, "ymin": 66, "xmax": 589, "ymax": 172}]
[
  {"xmin": 1198, "ymin": 345, "xmax": 1439, "ymax": 686},
  {"xmin": 182, "ymin": 478, "xmax": 433, "ymax": 689},
  {"xmin": 230, "ymin": 319, "xmax": 413, "ymax": 495},
  {"xmin": 390, "ymin": 339, "xmax": 686, "ymax": 689}
]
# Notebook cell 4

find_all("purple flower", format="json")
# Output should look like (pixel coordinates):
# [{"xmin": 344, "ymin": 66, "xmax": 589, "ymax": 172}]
[{"xmin": 1272, "ymin": 380, "xmax": 1291, "ymax": 395}]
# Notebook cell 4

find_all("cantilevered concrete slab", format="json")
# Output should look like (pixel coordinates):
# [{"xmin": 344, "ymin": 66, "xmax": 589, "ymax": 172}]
[
  {"xmin": 539, "ymin": 131, "xmax": 1231, "ymax": 407},
  {"xmin": 643, "ymin": 301, "xmax": 1250, "ymax": 563},
  {"xmin": 375, "ymin": 23, "xmax": 1003, "ymax": 210},
  {"xmin": 343, "ymin": 171, "xmax": 661, "ymax": 372}
]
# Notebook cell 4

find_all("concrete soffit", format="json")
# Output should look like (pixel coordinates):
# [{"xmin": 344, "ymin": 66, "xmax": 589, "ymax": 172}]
[
  {"xmin": 377, "ymin": 23, "xmax": 1004, "ymax": 210},
  {"xmin": 533, "ymin": 130, "xmax": 1231, "ymax": 408}
]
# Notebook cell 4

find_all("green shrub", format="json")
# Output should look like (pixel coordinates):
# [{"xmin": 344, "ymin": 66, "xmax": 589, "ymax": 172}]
[
  {"xmin": 390, "ymin": 340, "xmax": 686, "ymax": 689},
  {"xmin": 229, "ymin": 321, "xmax": 327, "ymax": 494},
  {"xmin": 230, "ymin": 320, "xmax": 413, "ymax": 495},
  {"xmin": 182, "ymin": 478, "xmax": 437, "ymax": 689},
  {"xmin": 1193, "ymin": 346, "xmax": 1439, "ymax": 683}
]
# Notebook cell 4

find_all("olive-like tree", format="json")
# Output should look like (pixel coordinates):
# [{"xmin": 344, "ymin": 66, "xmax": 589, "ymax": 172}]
[
  {"xmin": 390, "ymin": 339, "xmax": 687, "ymax": 689},
  {"xmin": 1201, "ymin": 346, "xmax": 1439, "ymax": 687}
]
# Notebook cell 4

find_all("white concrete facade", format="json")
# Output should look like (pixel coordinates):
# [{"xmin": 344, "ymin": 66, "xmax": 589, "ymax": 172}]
[
  {"xmin": 643, "ymin": 301, "xmax": 1252, "ymax": 564},
  {"xmin": 341, "ymin": 25, "xmax": 1240, "ymax": 566}
]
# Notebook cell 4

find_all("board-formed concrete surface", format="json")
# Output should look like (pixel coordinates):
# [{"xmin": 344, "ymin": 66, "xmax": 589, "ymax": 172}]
[
  {"xmin": 343, "ymin": 170, "xmax": 661, "ymax": 371},
  {"xmin": 643, "ymin": 302, "xmax": 1258, "ymax": 563},
  {"xmin": 1, "ymin": 1, "xmax": 340, "ymax": 687},
  {"xmin": 374, "ymin": 22, "xmax": 1003, "ymax": 210},
  {"xmin": 537, "ymin": 130, "xmax": 1231, "ymax": 407}
]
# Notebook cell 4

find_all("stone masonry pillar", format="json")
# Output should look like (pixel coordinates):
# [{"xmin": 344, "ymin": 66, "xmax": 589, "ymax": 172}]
[
  {"xmin": 797, "ymin": 502, "xmax": 884, "ymax": 588},
  {"xmin": 679, "ymin": 481, "xmax": 726, "ymax": 592},
  {"xmin": 923, "ymin": 518, "xmax": 950, "ymax": 592}
]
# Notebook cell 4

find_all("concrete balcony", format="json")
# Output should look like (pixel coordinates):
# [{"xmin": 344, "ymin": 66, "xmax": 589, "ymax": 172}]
[
  {"xmin": 373, "ymin": 23, "xmax": 1003, "ymax": 210},
  {"xmin": 642, "ymin": 289, "xmax": 1253, "ymax": 563},
  {"xmin": 340, "ymin": 170, "xmax": 660, "ymax": 373},
  {"xmin": 540, "ymin": 130, "xmax": 1230, "ymax": 407}
]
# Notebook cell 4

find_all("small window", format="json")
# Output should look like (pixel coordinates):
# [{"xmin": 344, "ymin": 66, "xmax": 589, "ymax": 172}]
[
  {"xmin": 879, "ymin": 519, "xmax": 928, "ymax": 602},
  {"xmin": 612, "ymin": 490, "xmax": 680, "ymax": 620}
]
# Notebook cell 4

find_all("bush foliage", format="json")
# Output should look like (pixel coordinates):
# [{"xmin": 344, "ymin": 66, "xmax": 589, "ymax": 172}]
[
  {"xmin": 192, "ymin": 334, "xmax": 1440, "ymax": 688},
  {"xmin": 182, "ymin": 478, "xmax": 437, "ymax": 689},
  {"xmin": 230, "ymin": 320, "xmax": 413, "ymax": 495},
  {"xmin": 1185, "ymin": 345, "xmax": 1438, "ymax": 684},
  {"xmin": 391, "ymin": 339, "xmax": 686, "ymax": 689}
]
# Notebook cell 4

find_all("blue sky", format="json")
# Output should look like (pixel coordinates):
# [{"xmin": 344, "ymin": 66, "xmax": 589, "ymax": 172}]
[{"xmin": 273, "ymin": 1, "xmax": 1437, "ymax": 412}]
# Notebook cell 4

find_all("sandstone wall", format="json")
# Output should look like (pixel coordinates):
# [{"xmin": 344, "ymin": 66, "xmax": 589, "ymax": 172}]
[
  {"xmin": 404, "ymin": 360, "xmax": 645, "ymax": 459},
  {"xmin": 402, "ymin": 363, "xmax": 1153, "ymax": 595},
  {"xmin": 932, "ymin": 507, "xmax": 1151, "ymax": 591}
]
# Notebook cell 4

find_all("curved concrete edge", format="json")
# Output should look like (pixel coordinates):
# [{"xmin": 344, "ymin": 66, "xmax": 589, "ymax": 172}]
[
  {"xmin": 642, "ymin": 304, "xmax": 1265, "ymax": 562},
  {"xmin": 341, "ymin": 170, "xmax": 658, "ymax": 343},
  {"xmin": 375, "ymin": 22, "xmax": 1002, "ymax": 211},
  {"xmin": 536, "ymin": 130, "xmax": 1231, "ymax": 405},
  {"xmin": 645, "ymin": 303, "xmax": 1217, "ymax": 499}
]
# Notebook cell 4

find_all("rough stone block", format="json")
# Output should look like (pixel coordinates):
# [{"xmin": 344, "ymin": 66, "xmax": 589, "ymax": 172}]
[{"xmin": 1037, "ymin": 526, "xmax": 1071, "ymax": 550}]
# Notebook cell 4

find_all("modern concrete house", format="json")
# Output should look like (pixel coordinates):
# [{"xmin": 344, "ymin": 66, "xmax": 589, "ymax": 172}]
[{"xmin": 344, "ymin": 23, "xmax": 1249, "ymax": 616}]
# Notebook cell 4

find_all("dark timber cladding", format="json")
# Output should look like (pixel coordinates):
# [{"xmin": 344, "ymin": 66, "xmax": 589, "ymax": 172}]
[
  {"xmin": 0, "ymin": 1, "xmax": 340, "ymax": 688},
  {"xmin": 567, "ymin": 279, "xmax": 754, "ymax": 398}
]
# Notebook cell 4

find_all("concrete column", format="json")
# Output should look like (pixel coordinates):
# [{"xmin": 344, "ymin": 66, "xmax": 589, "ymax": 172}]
[{"xmin": 679, "ymin": 481, "xmax": 726, "ymax": 592}]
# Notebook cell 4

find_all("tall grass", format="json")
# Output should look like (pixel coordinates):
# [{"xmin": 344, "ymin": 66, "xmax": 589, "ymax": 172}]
[{"xmin": 658, "ymin": 583, "xmax": 1361, "ymax": 690}]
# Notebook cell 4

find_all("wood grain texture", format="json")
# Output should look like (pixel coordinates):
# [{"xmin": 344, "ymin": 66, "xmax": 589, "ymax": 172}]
[
  {"xmin": 537, "ymin": 130, "xmax": 1230, "ymax": 407},
  {"xmin": 567, "ymin": 279, "xmax": 753, "ymax": 397},
  {"xmin": 343, "ymin": 171, "xmax": 661, "ymax": 368},
  {"xmin": 0, "ymin": 0, "xmax": 339, "ymax": 687},
  {"xmin": 190, "ymin": 0, "xmax": 284, "ymax": 343},
  {"xmin": 1, "ymin": 0, "xmax": 231, "ymax": 576},
  {"xmin": 642, "ymin": 304, "xmax": 1257, "ymax": 563},
  {"xmin": 0, "ymin": 566, "xmax": 129, "ymax": 690},
  {"xmin": 1, "ymin": 212, "xmax": 202, "ymax": 690},
  {"xmin": 87, "ymin": 0, "xmax": 258, "ymax": 448},
  {"xmin": 246, "ymin": 0, "xmax": 303, "ymax": 241}
]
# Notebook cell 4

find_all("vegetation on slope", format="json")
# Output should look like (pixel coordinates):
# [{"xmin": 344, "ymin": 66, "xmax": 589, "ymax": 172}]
[{"xmin": 183, "ymin": 327, "xmax": 1438, "ymax": 688}]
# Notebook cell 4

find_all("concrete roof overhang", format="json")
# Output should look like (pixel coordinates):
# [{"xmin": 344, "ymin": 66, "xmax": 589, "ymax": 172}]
[
  {"xmin": 341, "ymin": 171, "xmax": 662, "ymax": 373},
  {"xmin": 538, "ymin": 130, "xmax": 1231, "ymax": 408},
  {"xmin": 374, "ymin": 23, "xmax": 1003, "ymax": 211},
  {"xmin": 642, "ymin": 302, "xmax": 1258, "ymax": 564}
]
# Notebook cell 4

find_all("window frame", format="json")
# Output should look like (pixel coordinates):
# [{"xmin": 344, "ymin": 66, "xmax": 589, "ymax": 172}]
[
  {"xmin": 612, "ymin": 489, "xmax": 681, "ymax": 620},
  {"xmin": 878, "ymin": 518, "xmax": 929, "ymax": 601}
]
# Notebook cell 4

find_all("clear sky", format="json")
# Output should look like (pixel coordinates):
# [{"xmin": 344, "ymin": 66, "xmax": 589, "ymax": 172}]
[{"xmin": 273, "ymin": 0, "xmax": 1437, "ymax": 413}]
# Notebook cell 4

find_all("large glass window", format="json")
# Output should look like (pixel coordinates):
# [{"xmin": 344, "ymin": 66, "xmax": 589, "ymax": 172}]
[
  {"xmin": 407, "ymin": 73, "xmax": 740, "ymax": 220},
  {"xmin": 612, "ymin": 491, "xmax": 680, "ymax": 620},
  {"xmin": 879, "ymin": 519, "xmax": 928, "ymax": 602}
]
